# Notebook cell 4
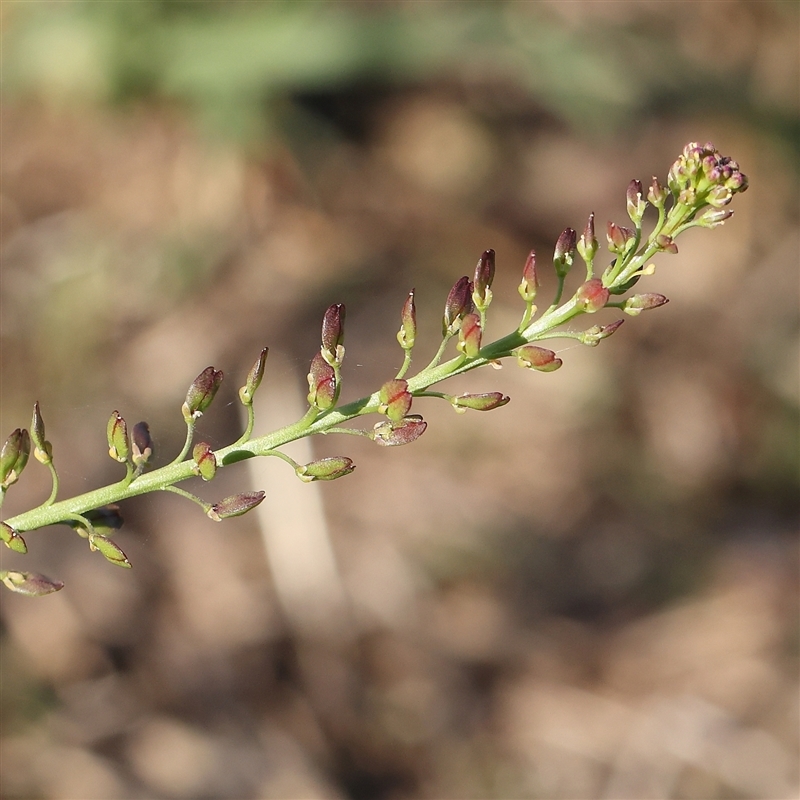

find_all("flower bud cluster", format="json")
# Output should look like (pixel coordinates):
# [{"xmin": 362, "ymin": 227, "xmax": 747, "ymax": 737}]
[{"xmin": 667, "ymin": 142, "xmax": 748, "ymax": 209}]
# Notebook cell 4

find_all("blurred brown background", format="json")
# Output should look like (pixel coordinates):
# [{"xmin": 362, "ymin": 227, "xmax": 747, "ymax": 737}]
[{"xmin": 1, "ymin": 2, "xmax": 798, "ymax": 799}]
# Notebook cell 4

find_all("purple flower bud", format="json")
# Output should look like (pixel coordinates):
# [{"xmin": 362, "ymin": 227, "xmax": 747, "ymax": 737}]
[
  {"xmin": 131, "ymin": 422, "xmax": 153, "ymax": 468},
  {"xmin": 443, "ymin": 276, "xmax": 473, "ymax": 335},
  {"xmin": 1, "ymin": 428, "xmax": 30, "ymax": 489},
  {"xmin": 1, "ymin": 570, "xmax": 64, "ymax": 596},
  {"xmin": 379, "ymin": 379, "xmax": 413, "ymax": 422},
  {"xmin": 307, "ymin": 352, "xmax": 337, "ymax": 411},
  {"xmin": 472, "ymin": 249, "xmax": 495, "ymax": 309},
  {"xmin": 239, "ymin": 347, "xmax": 268, "ymax": 405},
  {"xmin": 88, "ymin": 533, "xmax": 131, "ymax": 568},
  {"xmin": 296, "ymin": 456, "xmax": 355, "ymax": 482},
  {"xmin": 655, "ymin": 234, "xmax": 678, "ymax": 254},
  {"xmin": 553, "ymin": 228, "xmax": 576, "ymax": 278},
  {"xmin": 207, "ymin": 491, "xmax": 266, "ymax": 521},
  {"xmin": 321, "ymin": 304, "xmax": 346, "ymax": 364},
  {"xmin": 192, "ymin": 442, "xmax": 217, "ymax": 481},
  {"xmin": 623, "ymin": 293, "xmax": 669, "ymax": 316},
  {"xmin": 31, "ymin": 402, "xmax": 52, "ymax": 465},
  {"xmin": 183, "ymin": 367, "xmax": 224, "ymax": 421},
  {"xmin": 626, "ymin": 179, "xmax": 646, "ymax": 224},
  {"xmin": 373, "ymin": 415, "xmax": 427, "ymax": 446},
  {"xmin": 581, "ymin": 319, "xmax": 624, "ymax": 346},
  {"xmin": 606, "ymin": 222, "xmax": 634, "ymax": 254},
  {"xmin": 106, "ymin": 411, "xmax": 130, "ymax": 463},
  {"xmin": 576, "ymin": 278, "xmax": 610, "ymax": 313},
  {"xmin": 1, "ymin": 522, "xmax": 27, "ymax": 554},
  {"xmin": 451, "ymin": 392, "xmax": 510, "ymax": 412},
  {"xmin": 577, "ymin": 214, "xmax": 598, "ymax": 265},
  {"xmin": 397, "ymin": 290, "xmax": 417, "ymax": 350},
  {"xmin": 516, "ymin": 345, "xmax": 563, "ymax": 372},
  {"xmin": 647, "ymin": 177, "xmax": 667, "ymax": 207},
  {"xmin": 518, "ymin": 250, "xmax": 538, "ymax": 303},
  {"xmin": 457, "ymin": 313, "xmax": 483, "ymax": 358}
]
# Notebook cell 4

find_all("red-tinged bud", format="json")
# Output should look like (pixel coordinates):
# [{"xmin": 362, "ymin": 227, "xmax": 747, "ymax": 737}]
[
  {"xmin": 379, "ymin": 378, "xmax": 413, "ymax": 422},
  {"xmin": 443, "ymin": 276, "xmax": 473, "ymax": 335},
  {"xmin": 31, "ymin": 402, "xmax": 52, "ymax": 465},
  {"xmin": 553, "ymin": 228, "xmax": 576, "ymax": 278},
  {"xmin": 624, "ymin": 293, "xmax": 669, "ymax": 316},
  {"xmin": 518, "ymin": 250, "xmax": 538, "ymax": 303},
  {"xmin": 457, "ymin": 313, "xmax": 482, "ymax": 358},
  {"xmin": 626, "ymin": 179, "xmax": 646, "ymax": 225},
  {"xmin": 182, "ymin": 367, "xmax": 223, "ymax": 422},
  {"xmin": 307, "ymin": 352, "xmax": 337, "ymax": 411},
  {"xmin": 131, "ymin": 422, "xmax": 153, "ymax": 468},
  {"xmin": 239, "ymin": 347, "xmax": 268, "ymax": 405},
  {"xmin": 321, "ymin": 304, "xmax": 346, "ymax": 365},
  {"xmin": 516, "ymin": 345, "xmax": 563, "ymax": 372},
  {"xmin": 88, "ymin": 533, "xmax": 131, "ymax": 568},
  {"xmin": 647, "ymin": 177, "xmax": 667, "ymax": 207},
  {"xmin": 192, "ymin": 442, "xmax": 217, "ymax": 481},
  {"xmin": 1, "ymin": 522, "xmax": 27, "ymax": 554},
  {"xmin": 397, "ymin": 290, "xmax": 417, "ymax": 350},
  {"xmin": 1, "ymin": 428, "xmax": 30, "ymax": 489},
  {"xmin": 606, "ymin": 222, "xmax": 634, "ymax": 254},
  {"xmin": 698, "ymin": 208, "xmax": 734, "ymax": 228},
  {"xmin": 451, "ymin": 392, "xmax": 510, "ymax": 413},
  {"xmin": 577, "ymin": 214, "xmax": 598, "ymax": 265},
  {"xmin": 207, "ymin": 491, "xmax": 265, "ymax": 521},
  {"xmin": 472, "ymin": 249, "xmax": 495, "ymax": 310},
  {"xmin": 373, "ymin": 415, "xmax": 427, "ymax": 446},
  {"xmin": 581, "ymin": 319, "xmax": 624, "ymax": 346},
  {"xmin": 106, "ymin": 411, "xmax": 130, "ymax": 463},
  {"xmin": 655, "ymin": 233, "xmax": 678, "ymax": 254},
  {"xmin": 296, "ymin": 456, "xmax": 355, "ymax": 482},
  {"xmin": 576, "ymin": 278, "xmax": 610, "ymax": 313},
  {"xmin": 1, "ymin": 570, "xmax": 64, "ymax": 596}
]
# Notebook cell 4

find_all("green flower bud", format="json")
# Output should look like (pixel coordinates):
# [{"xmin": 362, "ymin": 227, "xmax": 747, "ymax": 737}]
[
  {"xmin": 606, "ymin": 222, "xmax": 634, "ymax": 255},
  {"xmin": 373, "ymin": 415, "xmax": 427, "ymax": 446},
  {"xmin": 106, "ymin": 411, "xmax": 130, "ymax": 463},
  {"xmin": 1, "ymin": 522, "xmax": 27, "ymax": 553},
  {"xmin": 182, "ymin": 367, "xmax": 224, "ymax": 422},
  {"xmin": 379, "ymin": 379, "xmax": 413, "ymax": 422},
  {"xmin": 580, "ymin": 319, "xmax": 624, "ymax": 346},
  {"xmin": 451, "ymin": 392, "xmax": 510, "ymax": 413},
  {"xmin": 457, "ymin": 313, "xmax": 482, "ymax": 358},
  {"xmin": 397, "ymin": 290, "xmax": 417, "ymax": 351},
  {"xmin": 516, "ymin": 345, "xmax": 563, "ymax": 372},
  {"xmin": 296, "ymin": 456, "xmax": 355, "ymax": 482},
  {"xmin": 1, "ymin": 428, "xmax": 30, "ymax": 489},
  {"xmin": 697, "ymin": 208, "xmax": 734, "ymax": 228},
  {"xmin": 192, "ymin": 442, "xmax": 217, "ymax": 481},
  {"xmin": 88, "ymin": 533, "xmax": 131, "ymax": 568},
  {"xmin": 207, "ymin": 491, "xmax": 266, "ymax": 521},
  {"xmin": 1, "ymin": 570, "xmax": 64, "ymax": 596},
  {"xmin": 30, "ymin": 402, "xmax": 52, "ymax": 465},
  {"xmin": 623, "ymin": 293, "xmax": 669, "ymax": 316},
  {"xmin": 647, "ymin": 177, "xmax": 667, "ymax": 207},
  {"xmin": 239, "ymin": 347, "xmax": 268, "ymax": 406}
]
